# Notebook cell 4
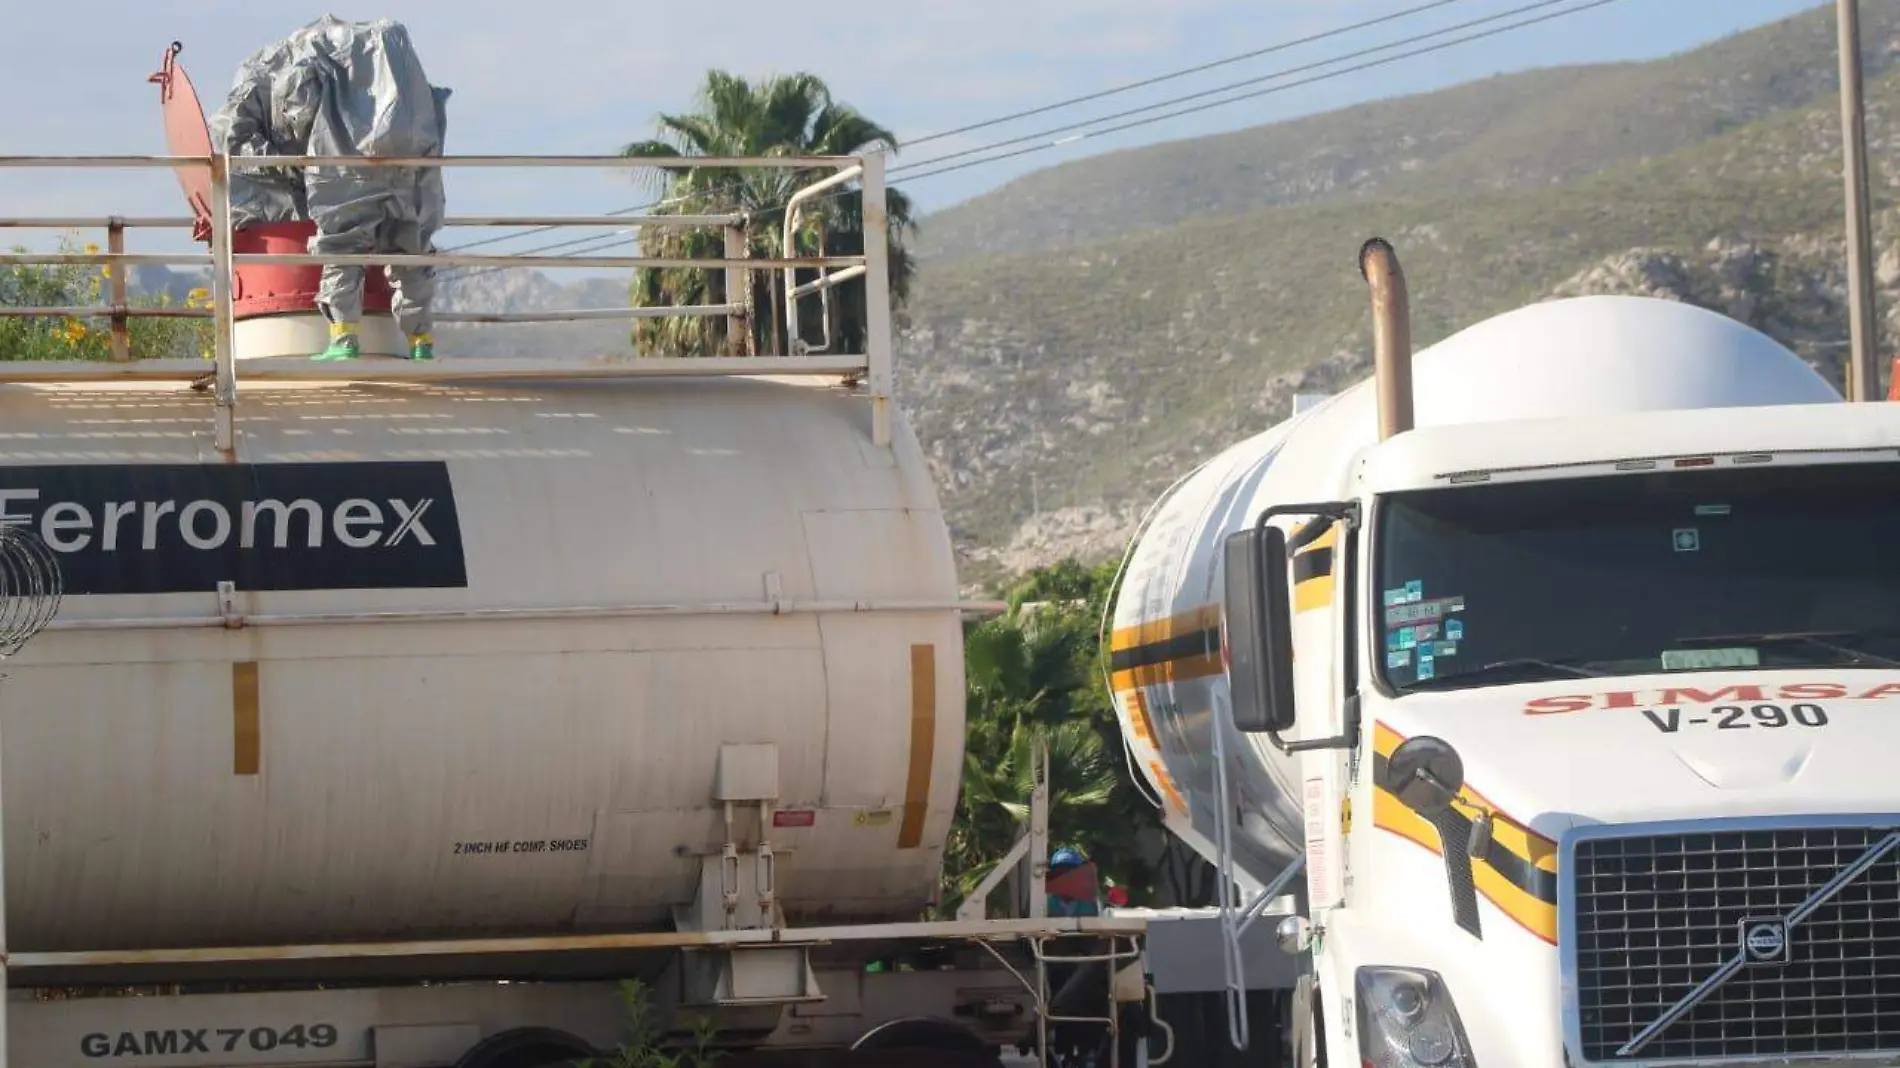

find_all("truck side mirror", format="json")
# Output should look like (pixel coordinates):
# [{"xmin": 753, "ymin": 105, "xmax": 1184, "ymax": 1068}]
[{"xmin": 1223, "ymin": 525, "xmax": 1296, "ymax": 734}]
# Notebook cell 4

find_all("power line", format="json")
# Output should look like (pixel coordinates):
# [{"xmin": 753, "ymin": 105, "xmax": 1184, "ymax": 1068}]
[
  {"xmin": 449, "ymin": 0, "xmax": 1626, "ymax": 279},
  {"xmin": 888, "ymin": 0, "xmax": 1594, "ymax": 176},
  {"xmin": 888, "ymin": 0, "xmax": 1628, "ymax": 185},
  {"xmin": 440, "ymin": 187, "xmax": 697, "ymax": 254},
  {"xmin": 902, "ymin": 0, "xmax": 1478, "ymax": 149},
  {"xmin": 442, "ymin": 0, "xmax": 1487, "ymax": 256}
]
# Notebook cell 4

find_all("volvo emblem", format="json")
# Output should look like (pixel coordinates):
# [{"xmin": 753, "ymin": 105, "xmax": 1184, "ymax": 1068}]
[{"xmin": 1741, "ymin": 919, "xmax": 1790, "ymax": 964}]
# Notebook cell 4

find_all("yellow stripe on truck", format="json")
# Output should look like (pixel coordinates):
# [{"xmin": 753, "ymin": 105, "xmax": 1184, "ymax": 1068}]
[
  {"xmin": 1108, "ymin": 603, "xmax": 1221, "ymax": 651},
  {"xmin": 1369, "ymin": 721, "xmax": 1559, "ymax": 944},
  {"xmin": 1108, "ymin": 603, "xmax": 1225, "ymax": 692},
  {"xmin": 1117, "ymin": 688, "xmax": 1189, "ymax": 813},
  {"xmin": 1109, "ymin": 609, "xmax": 1215, "ymax": 815},
  {"xmin": 1292, "ymin": 525, "xmax": 1336, "ymax": 614}
]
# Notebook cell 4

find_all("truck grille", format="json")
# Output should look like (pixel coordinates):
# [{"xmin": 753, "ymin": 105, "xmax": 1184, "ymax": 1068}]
[{"xmin": 1565, "ymin": 819, "xmax": 1900, "ymax": 1064}]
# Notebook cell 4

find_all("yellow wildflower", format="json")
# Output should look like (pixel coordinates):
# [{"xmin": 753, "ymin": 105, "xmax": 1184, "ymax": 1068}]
[{"xmin": 187, "ymin": 287, "xmax": 211, "ymax": 308}]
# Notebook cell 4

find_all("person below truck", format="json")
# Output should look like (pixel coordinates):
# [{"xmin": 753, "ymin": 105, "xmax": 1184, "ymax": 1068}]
[{"xmin": 1046, "ymin": 845, "xmax": 1103, "ymax": 917}]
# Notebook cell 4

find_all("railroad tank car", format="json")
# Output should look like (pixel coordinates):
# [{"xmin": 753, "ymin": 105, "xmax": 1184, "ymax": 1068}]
[
  {"xmin": 0, "ymin": 372, "xmax": 965, "ymax": 953},
  {"xmin": 1106, "ymin": 294, "xmax": 1845, "ymax": 890}
]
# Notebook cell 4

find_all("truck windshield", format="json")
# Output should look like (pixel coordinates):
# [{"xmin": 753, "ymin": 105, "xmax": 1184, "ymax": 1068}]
[{"xmin": 1372, "ymin": 460, "xmax": 1900, "ymax": 693}]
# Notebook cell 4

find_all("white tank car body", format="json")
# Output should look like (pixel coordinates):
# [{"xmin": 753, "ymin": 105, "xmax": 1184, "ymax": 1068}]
[
  {"xmin": 0, "ymin": 375, "xmax": 964, "ymax": 953},
  {"xmin": 1108, "ymin": 295, "xmax": 1845, "ymax": 892}
]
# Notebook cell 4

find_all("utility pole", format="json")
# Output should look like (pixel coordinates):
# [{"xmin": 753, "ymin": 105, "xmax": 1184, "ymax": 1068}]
[{"xmin": 1837, "ymin": 0, "xmax": 1880, "ymax": 401}]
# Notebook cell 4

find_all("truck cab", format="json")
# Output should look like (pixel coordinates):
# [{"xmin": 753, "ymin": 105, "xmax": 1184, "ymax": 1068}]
[{"xmin": 1223, "ymin": 385, "xmax": 1900, "ymax": 1065}]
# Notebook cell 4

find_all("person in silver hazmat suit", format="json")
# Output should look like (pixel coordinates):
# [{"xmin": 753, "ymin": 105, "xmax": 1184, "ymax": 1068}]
[{"xmin": 210, "ymin": 16, "xmax": 450, "ymax": 361}]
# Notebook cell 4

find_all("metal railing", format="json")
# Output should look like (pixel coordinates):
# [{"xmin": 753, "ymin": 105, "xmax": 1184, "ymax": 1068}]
[{"xmin": 0, "ymin": 152, "xmax": 897, "ymax": 449}]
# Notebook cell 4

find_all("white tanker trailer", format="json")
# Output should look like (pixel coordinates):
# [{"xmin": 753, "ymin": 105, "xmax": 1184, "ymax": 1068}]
[
  {"xmin": 1108, "ymin": 239, "xmax": 1900, "ymax": 1068},
  {"xmin": 0, "ymin": 372, "xmax": 965, "ymax": 954},
  {"xmin": 0, "ymin": 121, "xmax": 1150, "ymax": 1064}
]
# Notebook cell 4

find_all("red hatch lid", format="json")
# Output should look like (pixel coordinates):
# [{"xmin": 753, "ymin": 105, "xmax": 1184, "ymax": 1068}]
[{"xmin": 148, "ymin": 42, "xmax": 214, "ymax": 242}]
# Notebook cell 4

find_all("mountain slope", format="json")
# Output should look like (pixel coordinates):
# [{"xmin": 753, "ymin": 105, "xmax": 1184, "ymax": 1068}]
[
  {"xmin": 901, "ymin": 62, "xmax": 1900, "ymax": 571},
  {"xmin": 913, "ymin": 0, "xmax": 1900, "ymax": 264}
]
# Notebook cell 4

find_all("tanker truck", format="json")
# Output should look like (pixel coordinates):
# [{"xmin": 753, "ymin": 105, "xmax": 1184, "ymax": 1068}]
[
  {"xmin": 0, "ymin": 50, "xmax": 1154, "ymax": 1066},
  {"xmin": 1107, "ymin": 238, "xmax": 1900, "ymax": 1067}
]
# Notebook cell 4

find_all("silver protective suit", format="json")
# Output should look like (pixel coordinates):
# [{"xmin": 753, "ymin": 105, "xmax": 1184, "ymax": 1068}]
[{"xmin": 208, "ymin": 16, "xmax": 451, "ymax": 336}]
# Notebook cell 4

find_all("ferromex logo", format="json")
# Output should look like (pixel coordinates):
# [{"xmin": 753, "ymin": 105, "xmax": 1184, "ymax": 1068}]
[{"xmin": 0, "ymin": 462, "xmax": 468, "ymax": 594}]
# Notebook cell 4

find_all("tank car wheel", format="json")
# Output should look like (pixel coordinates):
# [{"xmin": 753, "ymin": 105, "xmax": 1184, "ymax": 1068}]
[
  {"xmin": 453, "ymin": 1027, "xmax": 596, "ymax": 1068},
  {"xmin": 850, "ymin": 1017, "xmax": 1003, "ymax": 1068}
]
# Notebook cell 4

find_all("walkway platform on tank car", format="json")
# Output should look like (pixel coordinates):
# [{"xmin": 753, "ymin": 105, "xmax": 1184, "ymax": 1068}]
[{"xmin": 0, "ymin": 150, "xmax": 903, "ymax": 447}]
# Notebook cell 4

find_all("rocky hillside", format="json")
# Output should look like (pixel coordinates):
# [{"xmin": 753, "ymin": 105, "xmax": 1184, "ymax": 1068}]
[{"xmin": 908, "ymin": 63, "xmax": 1900, "ymax": 574}]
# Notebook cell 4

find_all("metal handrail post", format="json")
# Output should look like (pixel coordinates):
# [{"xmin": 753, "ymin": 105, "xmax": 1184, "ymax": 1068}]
[
  {"xmin": 209, "ymin": 153, "xmax": 237, "ymax": 454},
  {"xmin": 108, "ymin": 217, "xmax": 130, "ymax": 362},
  {"xmin": 781, "ymin": 164, "xmax": 863, "ymax": 356},
  {"xmin": 724, "ymin": 225, "xmax": 753, "ymax": 357},
  {"xmin": 859, "ymin": 153, "xmax": 895, "ymax": 448}
]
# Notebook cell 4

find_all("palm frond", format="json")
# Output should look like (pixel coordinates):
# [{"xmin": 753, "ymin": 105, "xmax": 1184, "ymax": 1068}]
[{"xmin": 620, "ymin": 68, "xmax": 916, "ymax": 359}]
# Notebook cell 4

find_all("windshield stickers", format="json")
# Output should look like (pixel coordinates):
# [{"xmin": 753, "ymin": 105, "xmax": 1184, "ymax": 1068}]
[
  {"xmin": 1382, "ymin": 580, "xmax": 1469, "ymax": 681},
  {"xmin": 1672, "ymin": 527, "xmax": 1700, "ymax": 552},
  {"xmin": 1695, "ymin": 503, "xmax": 1731, "ymax": 517},
  {"xmin": 1385, "ymin": 595, "xmax": 1465, "ymax": 630}
]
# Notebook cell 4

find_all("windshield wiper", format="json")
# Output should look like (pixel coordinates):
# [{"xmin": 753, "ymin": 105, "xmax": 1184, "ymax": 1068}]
[
  {"xmin": 1675, "ymin": 626, "xmax": 1900, "ymax": 669},
  {"xmin": 1403, "ymin": 656, "xmax": 1606, "ymax": 691}
]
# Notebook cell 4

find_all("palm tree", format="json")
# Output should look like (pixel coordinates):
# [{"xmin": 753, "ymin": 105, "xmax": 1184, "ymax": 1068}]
[
  {"xmin": 943, "ymin": 721, "xmax": 1121, "ymax": 918},
  {"xmin": 619, "ymin": 71, "xmax": 917, "ymax": 358},
  {"xmin": 935, "ymin": 558, "xmax": 1178, "ymax": 919}
]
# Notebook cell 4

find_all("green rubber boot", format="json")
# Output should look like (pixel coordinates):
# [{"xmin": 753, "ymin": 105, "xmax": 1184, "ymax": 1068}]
[
  {"xmin": 314, "ymin": 324, "xmax": 361, "ymax": 361},
  {"xmin": 409, "ymin": 332, "xmax": 435, "ymax": 361}
]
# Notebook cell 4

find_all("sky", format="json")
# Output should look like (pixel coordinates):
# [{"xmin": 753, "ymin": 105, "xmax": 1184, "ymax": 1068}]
[{"xmin": 0, "ymin": 0, "xmax": 1841, "ymax": 263}]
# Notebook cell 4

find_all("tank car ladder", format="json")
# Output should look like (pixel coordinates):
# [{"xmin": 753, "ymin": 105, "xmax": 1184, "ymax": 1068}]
[
  {"xmin": 1028, "ymin": 932, "xmax": 1147, "ymax": 1068},
  {"xmin": 953, "ymin": 737, "xmax": 1158, "ymax": 1067}
]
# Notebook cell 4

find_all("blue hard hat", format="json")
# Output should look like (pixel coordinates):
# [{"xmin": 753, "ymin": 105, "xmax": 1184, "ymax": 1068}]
[{"xmin": 1051, "ymin": 846, "xmax": 1086, "ymax": 868}]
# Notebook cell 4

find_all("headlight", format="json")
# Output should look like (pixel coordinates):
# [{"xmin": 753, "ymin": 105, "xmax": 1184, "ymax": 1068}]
[{"xmin": 1356, "ymin": 967, "xmax": 1477, "ymax": 1068}]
